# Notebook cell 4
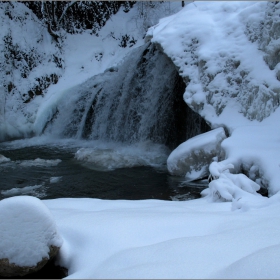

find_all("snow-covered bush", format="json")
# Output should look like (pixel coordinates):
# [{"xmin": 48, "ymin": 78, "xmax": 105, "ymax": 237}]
[{"xmin": 201, "ymin": 161, "xmax": 268, "ymax": 211}]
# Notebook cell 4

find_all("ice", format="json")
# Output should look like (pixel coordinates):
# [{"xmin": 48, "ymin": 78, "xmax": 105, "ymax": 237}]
[{"xmin": 0, "ymin": 196, "xmax": 62, "ymax": 266}]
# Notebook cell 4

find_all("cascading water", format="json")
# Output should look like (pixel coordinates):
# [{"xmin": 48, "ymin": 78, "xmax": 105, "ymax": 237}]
[
  {"xmin": 0, "ymin": 43, "xmax": 210, "ymax": 201},
  {"xmin": 41, "ymin": 43, "xmax": 209, "ymax": 149}
]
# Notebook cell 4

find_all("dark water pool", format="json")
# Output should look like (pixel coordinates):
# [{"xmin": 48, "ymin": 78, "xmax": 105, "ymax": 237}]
[{"xmin": 0, "ymin": 144, "xmax": 207, "ymax": 201}]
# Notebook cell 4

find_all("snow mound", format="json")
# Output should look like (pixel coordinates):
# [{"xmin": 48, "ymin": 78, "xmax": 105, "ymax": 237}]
[
  {"xmin": 167, "ymin": 127, "xmax": 226, "ymax": 181},
  {"xmin": 44, "ymin": 197, "xmax": 280, "ymax": 278},
  {"xmin": 213, "ymin": 244, "xmax": 280, "ymax": 279},
  {"xmin": 0, "ymin": 196, "xmax": 62, "ymax": 267}
]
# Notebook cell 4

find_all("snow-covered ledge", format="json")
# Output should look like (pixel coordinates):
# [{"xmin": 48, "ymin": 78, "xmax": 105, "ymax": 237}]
[{"xmin": 147, "ymin": 2, "xmax": 280, "ymax": 196}]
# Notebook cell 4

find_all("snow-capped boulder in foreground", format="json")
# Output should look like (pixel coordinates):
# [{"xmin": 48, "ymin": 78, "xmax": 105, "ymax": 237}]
[
  {"xmin": 167, "ymin": 127, "xmax": 226, "ymax": 181},
  {"xmin": 0, "ymin": 196, "xmax": 62, "ymax": 277}
]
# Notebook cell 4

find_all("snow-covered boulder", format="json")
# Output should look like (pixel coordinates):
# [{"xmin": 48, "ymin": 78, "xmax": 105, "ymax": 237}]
[
  {"xmin": 167, "ymin": 127, "xmax": 226, "ymax": 181},
  {"xmin": 0, "ymin": 196, "xmax": 62, "ymax": 277}
]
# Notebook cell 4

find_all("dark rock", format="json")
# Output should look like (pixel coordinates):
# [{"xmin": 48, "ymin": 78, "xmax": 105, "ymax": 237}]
[{"xmin": 0, "ymin": 246, "xmax": 60, "ymax": 278}]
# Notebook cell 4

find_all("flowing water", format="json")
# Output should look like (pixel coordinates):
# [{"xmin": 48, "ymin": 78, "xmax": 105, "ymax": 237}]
[{"xmin": 0, "ymin": 139, "xmax": 207, "ymax": 201}]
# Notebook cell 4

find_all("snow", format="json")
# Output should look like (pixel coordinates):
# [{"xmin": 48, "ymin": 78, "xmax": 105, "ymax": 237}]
[
  {"xmin": 0, "ymin": 196, "xmax": 62, "ymax": 266},
  {"xmin": 149, "ymin": 1, "xmax": 280, "ymax": 195},
  {"xmin": 167, "ymin": 127, "xmax": 226, "ymax": 180},
  {"xmin": 0, "ymin": 2, "xmax": 182, "ymax": 140},
  {"xmin": 148, "ymin": 1, "xmax": 280, "ymax": 123},
  {"xmin": 42, "ymin": 196, "xmax": 280, "ymax": 279}
]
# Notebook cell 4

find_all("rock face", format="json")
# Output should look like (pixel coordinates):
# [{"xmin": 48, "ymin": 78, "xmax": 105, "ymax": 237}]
[
  {"xmin": 167, "ymin": 127, "xmax": 227, "ymax": 181},
  {"xmin": 0, "ymin": 196, "xmax": 63, "ymax": 277}
]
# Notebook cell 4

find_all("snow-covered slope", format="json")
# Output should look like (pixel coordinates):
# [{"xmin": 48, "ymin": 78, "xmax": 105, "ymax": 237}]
[
  {"xmin": 148, "ymin": 1, "xmax": 280, "ymax": 195},
  {"xmin": 148, "ymin": 2, "xmax": 280, "ymax": 126}
]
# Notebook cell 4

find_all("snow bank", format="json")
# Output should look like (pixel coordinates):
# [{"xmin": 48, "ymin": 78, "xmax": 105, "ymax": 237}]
[
  {"xmin": 44, "ymin": 197, "xmax": 280, "ymax": 279},
  {"xmin": 0, "ymin": 196, "xmax": 62, "ymax": 267},
  {"xmin": 167, "ymin": 127, "xmax": 226, "ymax": 181}
]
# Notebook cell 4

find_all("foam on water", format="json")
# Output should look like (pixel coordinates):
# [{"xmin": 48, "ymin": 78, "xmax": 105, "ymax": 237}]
[
  {"xmin": 18, "ymin": 158, "xmax": 62, "ymax": 167},
  {"xmin": 50, "ymin": 176, "xmax": 62, "ymax": 184},
  {"xmin": 0, "ymin": 154, "xmax": 10, "ymax": 163},
  {"xmin": 74, "ymin": 141, "xmax": 170, "ymax": 171}
]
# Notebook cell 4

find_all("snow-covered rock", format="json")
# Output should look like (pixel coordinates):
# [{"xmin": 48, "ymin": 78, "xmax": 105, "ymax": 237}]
[
  {"xmin": 148, "ymin": 2, "xmax": 280, "ymax": 125},
  {"xmin": 0, "ymin": 196, "xmax": 62, "ymax": 277},
  {"xmin": 149, "ymin": 2, "xmax": 280, "ymax": 195},
  {"xmin": 167, "ymin": 127, "xmax": 226, "ymax": 181}
]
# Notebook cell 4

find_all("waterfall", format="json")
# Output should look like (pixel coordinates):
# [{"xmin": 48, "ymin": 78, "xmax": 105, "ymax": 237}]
[{"xmin": 41, "ymin": 43, "xmax": 209, "ymax": 150}]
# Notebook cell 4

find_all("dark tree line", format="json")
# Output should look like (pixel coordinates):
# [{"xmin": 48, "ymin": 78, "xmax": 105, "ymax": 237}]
[{"xmin": 22, "ymin": 1, "xmax": 135, "ymax": 35}]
